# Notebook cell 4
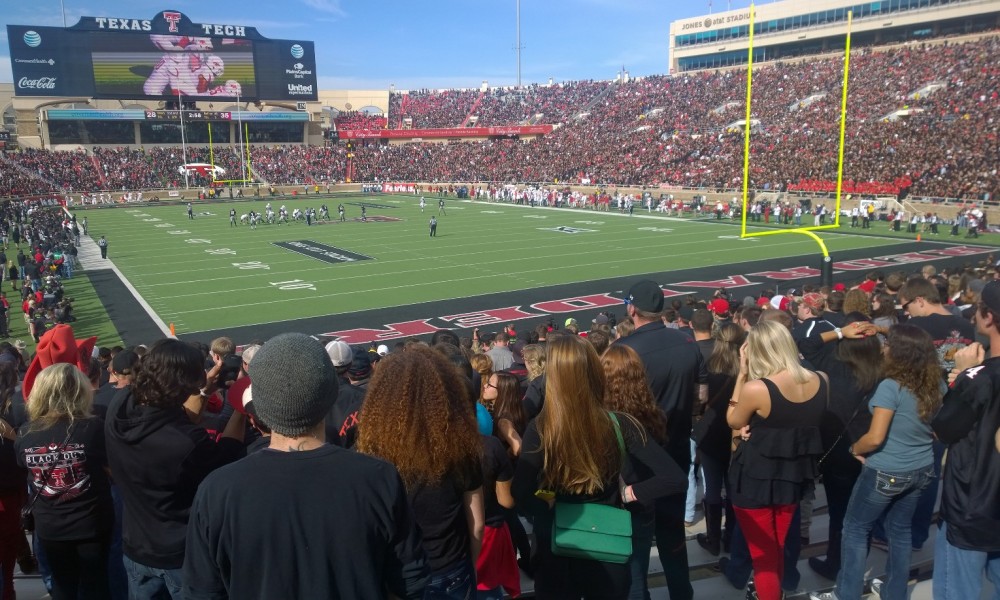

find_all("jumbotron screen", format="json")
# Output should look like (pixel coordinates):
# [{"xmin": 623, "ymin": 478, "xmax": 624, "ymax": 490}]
[{"xmin": 7, "ymin": 10, "xmax": 317, "ymax": 101}]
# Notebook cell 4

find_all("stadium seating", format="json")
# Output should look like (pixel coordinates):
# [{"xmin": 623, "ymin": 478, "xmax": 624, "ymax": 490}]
[{"xmin": 1, "ymin": 35, "xmax": 997, "ymax": 202}]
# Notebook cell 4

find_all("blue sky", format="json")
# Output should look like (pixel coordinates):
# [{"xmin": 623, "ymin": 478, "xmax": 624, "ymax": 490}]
[{"xmin": 1, "ymin": 0, "xmax": 752, "ymax": 90}]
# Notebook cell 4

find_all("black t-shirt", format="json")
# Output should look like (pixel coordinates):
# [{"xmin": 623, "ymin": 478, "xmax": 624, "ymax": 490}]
[
  {"xmin": 408, "ymin": 464, "xmax": 483, "ymax": 573},
  {"xmin": 906, "ymin": 312, "xmax": 975, "ymax": 373},
  {"xmin": 615, "ymin": 322, "xmax": 707, "ymax": 471},
  {"xmin": 183, "ymin": 445, "xmax": 430, "ymax": 599},
  {"xmin": 16, "ymin": 418, "xmax": 113, "ymax": 541},
  {"xmin": 481, "ymin": 435, "xmax": 513, "ymax": 527}
]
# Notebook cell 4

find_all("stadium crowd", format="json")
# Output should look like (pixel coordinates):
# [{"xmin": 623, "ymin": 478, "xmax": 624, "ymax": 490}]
[
  {"xmin": 333, "ymin": 111, "xmax": 388, "ymax": 132},
  {"xmin": 2, "ymin": 36, "xmax": 997, "ymax": 203},
  {"xmin": 2, "ymin": 259, "xmax": 1000, "ymax": 600}
]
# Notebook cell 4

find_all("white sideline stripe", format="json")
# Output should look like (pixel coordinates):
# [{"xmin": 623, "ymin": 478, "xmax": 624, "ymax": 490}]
[{"xmin": 62, "ymin": 206, "xmax": 172, "ymax": 338}]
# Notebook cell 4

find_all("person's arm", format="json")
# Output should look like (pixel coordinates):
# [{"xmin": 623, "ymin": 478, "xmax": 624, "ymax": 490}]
[
  {"xmin": 496, "ymin": 419, "xmax": 522, "ymax": 457},
  {"xmin": 619, "ymin": 416, "xmax": 687, "ymax": 507},
  {"xmin": 850, "ymin": 407, "xmax": 895, "ymax": 458},
  {"xmin": 726, "ymin": 377, "xmax": 763, "ymax": 430},
  {"xmin": 463, "ymin": 487, "xmax": 485, "ymax": 566},
  {"xmin": 934, "ymin": 344, "xmax": 987, "ymax": 443},
  {"xmin": 218, "ymin": 410, "xmax": 246, "ymax": 444},
  {"xmin": 495, "ymin": 478, "xmax": 515, "ymax": 509},
  {"xmin": 511, "ymin": 422, "xmax": 551, "ymax": 517},
  {"xmin": 994, "ymin": 426, "xmax": 1000, "ymax": 453},
  {"xmin": 181, "ymin": 487, "xmax": 228, "ymax": 600}
]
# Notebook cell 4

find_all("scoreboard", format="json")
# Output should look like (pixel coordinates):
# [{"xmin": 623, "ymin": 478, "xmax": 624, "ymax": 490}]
[{"xmin": 144, "ymin": 110, "xmax": 233, "ymax": 121}]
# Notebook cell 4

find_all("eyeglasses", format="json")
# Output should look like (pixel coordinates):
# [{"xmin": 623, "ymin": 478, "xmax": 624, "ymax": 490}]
[
  {"xmin": 484, "ymin": 382, "xmax": 498, "ymax": 390},
  {"xmin": 901, "ymin": 298, "xmax": 919, "ymax": 313}
]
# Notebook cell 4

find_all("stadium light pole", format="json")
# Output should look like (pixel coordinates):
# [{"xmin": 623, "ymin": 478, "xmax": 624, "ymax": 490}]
[
  {"xmin": 516, "ymin": 0, "xmax": 521, "ymax": 87},
  {"xmin": 60, "ymin": 0, "xmax": 67, "ymax": 27}
]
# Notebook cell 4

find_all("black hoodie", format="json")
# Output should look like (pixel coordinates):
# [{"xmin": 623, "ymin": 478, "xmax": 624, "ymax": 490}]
[{"xmin": 105, "ymin": 387, "xmax": 244, "ymax": 569}]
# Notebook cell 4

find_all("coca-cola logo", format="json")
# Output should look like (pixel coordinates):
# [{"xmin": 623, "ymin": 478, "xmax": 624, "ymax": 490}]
[{"xmin": 18, "ymin": 77, "xmax": 57, "ymax": 90}]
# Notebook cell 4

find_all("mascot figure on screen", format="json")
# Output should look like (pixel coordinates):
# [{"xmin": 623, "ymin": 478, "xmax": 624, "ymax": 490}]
[{"xmin": 143, "ymin": 35, "xmax": 242, "ymax": 97}]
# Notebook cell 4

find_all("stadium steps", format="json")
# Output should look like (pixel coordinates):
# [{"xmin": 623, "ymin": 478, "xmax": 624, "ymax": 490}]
[
  {"xmin": 574, "ymin": 81, "xmax": 619, "ymax": 122},
  {"xmin": 461, "ymin": 91, "xmax": 486, "ymax": 127},
  {"xmin": 89, "ymin": 153, "xmax": 107, "ymax": 189}
]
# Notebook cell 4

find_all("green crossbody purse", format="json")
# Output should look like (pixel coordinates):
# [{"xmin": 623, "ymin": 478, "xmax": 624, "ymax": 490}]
[{"xmin": 550, "ymin": 412, "xmax": 633, "ymax": 564}]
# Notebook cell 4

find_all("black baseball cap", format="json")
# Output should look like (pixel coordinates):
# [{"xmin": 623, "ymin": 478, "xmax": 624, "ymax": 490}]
[{"xmin": 626, "ymin": 280, "xmax": 664, "ymax": 313}]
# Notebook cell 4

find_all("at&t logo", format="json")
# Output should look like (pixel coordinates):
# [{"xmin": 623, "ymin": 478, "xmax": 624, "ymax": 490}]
[
  {"xmin": 290, "ymin": 44, "xmax": 304, "ymax": 59},
  {"xmin": 23, "ymin": 31, "xmax": 41, "ymax": 47}
]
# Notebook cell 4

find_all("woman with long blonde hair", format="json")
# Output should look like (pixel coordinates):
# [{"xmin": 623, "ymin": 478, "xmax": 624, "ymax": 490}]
[
  {"xmin": 512, "ymin": 335, "xmax": 685, "ymax": 599},
  {"xmin": 15, "ymin": 364, "xmax": 113, "ymax": 600},
  {"xmin": 357, "ymin": 346, "xmax": 485, "ymax": 599},
  {"xmin": 727, "ymin": 320, "xmax": 826, "ymax": 600}
]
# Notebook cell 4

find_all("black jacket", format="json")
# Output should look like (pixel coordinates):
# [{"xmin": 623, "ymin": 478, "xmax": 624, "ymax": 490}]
[{"xmin": 105, "ymin": 387, "xmax": 244, "ymax": 569}]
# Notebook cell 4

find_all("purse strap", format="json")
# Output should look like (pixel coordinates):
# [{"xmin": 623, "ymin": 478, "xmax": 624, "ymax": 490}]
[
  {"xmin": 608, "ymin": 411, "xmax": 626, "ymax": 468},
  {"xmin": 24, "ymin": 425, "xmax": 73, "ymax": 513}
]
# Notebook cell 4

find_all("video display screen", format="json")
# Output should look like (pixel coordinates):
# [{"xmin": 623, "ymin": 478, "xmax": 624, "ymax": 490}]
[
  {"xmin": 7, "ymin": 11, "xmax": 317, "ymax": 101},
  {"xmin": 90, "ymin": 32, "xmax": 257, "ymax": 99}
]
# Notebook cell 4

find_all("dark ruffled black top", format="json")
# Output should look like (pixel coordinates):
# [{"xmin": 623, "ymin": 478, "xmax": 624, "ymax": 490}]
[{"xmin": 729, "ymin": 376, "xmax": 826, "ymax": 508}]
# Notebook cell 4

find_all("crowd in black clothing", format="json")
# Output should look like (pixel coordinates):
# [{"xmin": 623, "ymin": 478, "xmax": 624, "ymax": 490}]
[
  {"xmin": 2, "ymin": 256, "xmax": 999, "ymax": 600},
  {"xmin": 2, "ymin": 35, "xmax": 998, "ymax": 201}
]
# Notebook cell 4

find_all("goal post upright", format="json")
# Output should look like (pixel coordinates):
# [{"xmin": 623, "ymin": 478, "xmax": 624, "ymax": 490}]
[{"xmin": 738, "ymin": 4, "xmax": 856, "ymax": 287}]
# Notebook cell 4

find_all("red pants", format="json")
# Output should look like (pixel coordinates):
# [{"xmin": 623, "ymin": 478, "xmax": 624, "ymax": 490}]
[{"xmin": 733, "ymin": 504, "xmax": 796, "ymax": 600}]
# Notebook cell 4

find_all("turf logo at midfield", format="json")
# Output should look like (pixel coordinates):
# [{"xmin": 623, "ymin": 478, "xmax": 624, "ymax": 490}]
[
  {"xmin": 273, "ymin": 241, "xmax": 373, "ymax": 264},
  {"xmin": 539, "ymin": 226, "xmax": 596, "ymax": 234}
]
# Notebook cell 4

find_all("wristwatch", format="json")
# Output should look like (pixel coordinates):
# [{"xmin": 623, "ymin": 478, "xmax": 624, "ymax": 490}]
[{"xmin": 834, "ymin": 327, "xmax": 843, "ymax": 340}]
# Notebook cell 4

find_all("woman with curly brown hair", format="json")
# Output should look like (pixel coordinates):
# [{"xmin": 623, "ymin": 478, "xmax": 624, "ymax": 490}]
[
  {"xmin": 601, "ymin": 343, "xmax": 669, "ymax": 600},
  {"xmin": 357, "ymin": 346, "xmax": 485, "ymax": 599},
  {"xmin": 511, "ymin": 335, "xmax": 685, "ymax": 599},
  {"xmin": 841, "ymin": 289, "xmax": 871, "ymax": 318},
  {"xmin": 820, "ymin": 324, "xmax": 943, "ymax": 600}
]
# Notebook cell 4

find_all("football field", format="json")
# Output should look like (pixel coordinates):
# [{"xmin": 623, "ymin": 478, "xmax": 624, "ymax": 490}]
[{"xmin": 77, "ymin": 194, "xmax": 925, "ymax": 339}]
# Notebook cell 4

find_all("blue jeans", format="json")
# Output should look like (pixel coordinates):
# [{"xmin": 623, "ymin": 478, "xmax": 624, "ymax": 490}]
[
  {"xmin": 425, "ymin": 558, "xmax": 475, "ymax": 600},
  {"xmin": 685, "ymin": 439, "xmax": 699, "ymax": 522},
  {"xmin": 627, "ymin": 508, "xmax": 656, "ymax": 600},
  {"xmin": 835, "ymin": 464, "xmax": 934, "ymax": 600},
  {"xmin": 123, "ymin": 555, "xmax": 183, "ymax": 600},
  {"xmin": 872, "ymin": 440, "xmax": 944, "ymax": 549},
  {"xmin": 933, "ymin": 522, "xmax": 1000, "ymax": 600}
]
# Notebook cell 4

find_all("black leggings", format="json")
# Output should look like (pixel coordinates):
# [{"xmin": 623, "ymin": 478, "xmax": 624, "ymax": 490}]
[{"xmin": 40, "ymin": 536, "xmax": 111, "ymax": 600}]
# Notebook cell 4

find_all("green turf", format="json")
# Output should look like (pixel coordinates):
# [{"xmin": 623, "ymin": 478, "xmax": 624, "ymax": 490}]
[{"xmin": 76, "ymin": 196, "xmax": 930, "ymax": 334}]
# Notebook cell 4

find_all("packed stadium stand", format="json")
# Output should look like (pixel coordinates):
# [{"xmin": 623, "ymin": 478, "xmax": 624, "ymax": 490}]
[{"xmin": 2, "ymin": 34, "xmax": 997, "ymax": 203}]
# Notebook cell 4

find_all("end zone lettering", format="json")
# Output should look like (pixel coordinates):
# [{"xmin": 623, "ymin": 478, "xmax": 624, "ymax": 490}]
[{"xmin": 273, "ymin": 240, "xmax": 372, "ymax": 264}]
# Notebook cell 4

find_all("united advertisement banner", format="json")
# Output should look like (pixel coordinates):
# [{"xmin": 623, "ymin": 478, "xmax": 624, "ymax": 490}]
[{"xmin": 7, "ymin": 11, "xmax": 317, "ymax": 101}]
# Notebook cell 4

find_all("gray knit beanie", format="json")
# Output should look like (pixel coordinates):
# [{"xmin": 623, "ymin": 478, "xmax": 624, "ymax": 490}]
[{"xmin": 247, "ymin": 333, "xmax": 339, "ymax": 436}]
